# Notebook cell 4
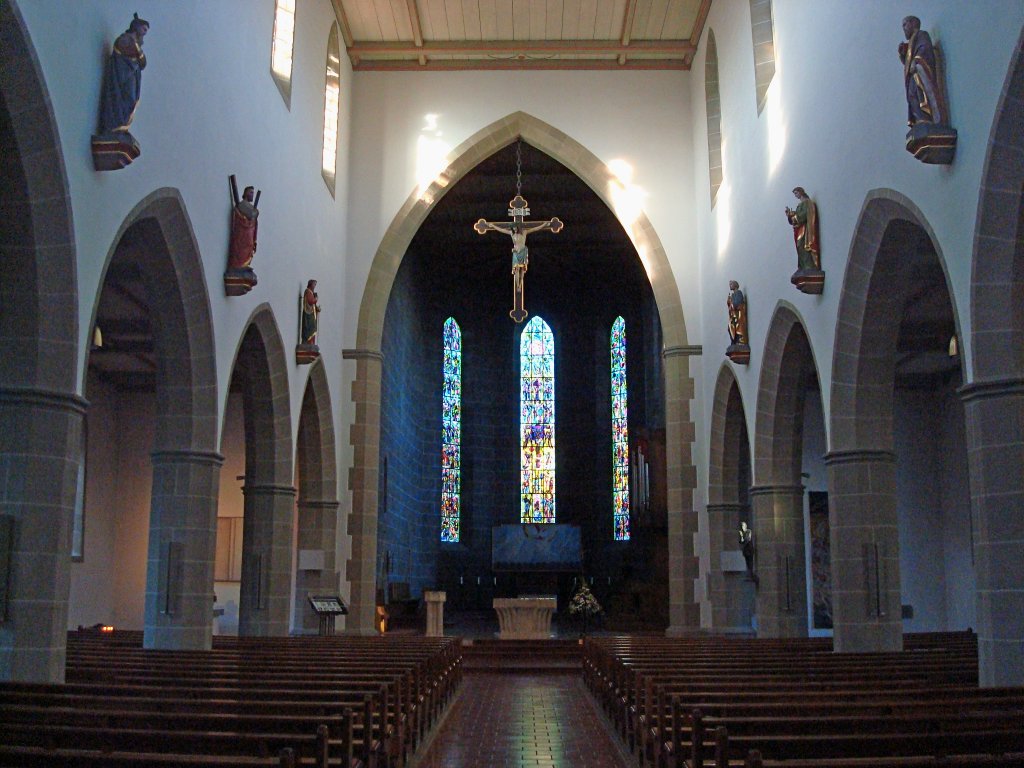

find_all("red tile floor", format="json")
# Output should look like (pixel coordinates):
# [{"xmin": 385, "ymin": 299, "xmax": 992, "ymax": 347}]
[{"xmin": 413, "ymin": 673, "xmax": 632, "ymax": 768}]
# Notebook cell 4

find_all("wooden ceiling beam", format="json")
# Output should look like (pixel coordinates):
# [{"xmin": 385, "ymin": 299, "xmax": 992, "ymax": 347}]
[
  {"xmin": 354, "ymin": 57, "xmax": 690, "ymax": 71},
  {"xmin": 620, "ymin": 0, "xmax": 639, "ymax": 47},
  {"xmin": 348, "ymin": 38, "xmax": 696, "ymax": 58},
  {"xmin": 329, "ymin": 0, "xmax": 355, "ymax": 48}
]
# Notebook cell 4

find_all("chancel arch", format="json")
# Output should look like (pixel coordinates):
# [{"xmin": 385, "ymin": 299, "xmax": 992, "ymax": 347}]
[
  {"xmin": 221, "ymin": 305, "xmax": 294, "ymax": 637},
  {"xmin": 706, "ymin": 364, "xmax": 754, "ymax": 633},
  {"xmin": 751, "ymin": 304, "xmax": 823, "ymax": 638},
  {"xmin": 292, "ymin": 359, "xmax": 340, "ymax": 634},
  {"xmin": 966, "ymin": 28, "xmax": 1024, "ymax": 687},
  {"xmin": 77, "ymin": 188, "xmax": 220, "ymax": 653},
  {"xmin": 829, "ymin": 189, "xmax": 969, "ymax": 654},
  {"xmin": 0, "ymin": 0, "xmax": 82, "ymax": 682},
  {"xmin": 350, "ymin": 112, "xmax": 697, "ymax": 637}
]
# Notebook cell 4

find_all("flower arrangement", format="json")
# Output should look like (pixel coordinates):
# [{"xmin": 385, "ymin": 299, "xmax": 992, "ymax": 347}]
[{"xmin": 569, "ymin": 581, "xmax": 602, "ymax": 618}]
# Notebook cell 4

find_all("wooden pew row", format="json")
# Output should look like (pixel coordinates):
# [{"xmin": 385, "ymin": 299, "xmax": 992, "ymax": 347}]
[
  {"xmin": 0, "ymin": 681, "xmax": 401, "ymax": 765},
  {"xmin": 656, "ymin": 703, "xmax": 1024, "ymax": 768},
  {"xmin": 6, "ymin": 634, "xmax": 464, "ymax": 768},
  {"xmin": 580, "ymin": 633, "xmax": 1024, "ymax": 768},
  {"xmin": 65, "ymin": 634, "xmax": 464, "ymax": 763}
]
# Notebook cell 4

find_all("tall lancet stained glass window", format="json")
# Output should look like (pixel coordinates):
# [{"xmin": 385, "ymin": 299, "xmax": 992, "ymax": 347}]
[
  {"xmin": 611, "ymin": 317, "xmax": 631, "ymax": 540},
  {"xmin": 521, "ymin": 316, "xmax": 556, "ymax": 523},
  {"xmin": 440, "ymin": 318, "xmax": 462, "ymax": 542}
]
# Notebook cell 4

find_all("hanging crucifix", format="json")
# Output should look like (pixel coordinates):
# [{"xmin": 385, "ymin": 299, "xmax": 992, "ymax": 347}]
[{"xmin": 473, "ymin": 142, "xmax": 563, "ymax": 323}]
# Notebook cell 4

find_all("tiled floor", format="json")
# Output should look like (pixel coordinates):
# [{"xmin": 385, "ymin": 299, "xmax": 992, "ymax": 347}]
[{"xmin": 413, "ymin": 673, "xmax": 632, "ymax": 768}]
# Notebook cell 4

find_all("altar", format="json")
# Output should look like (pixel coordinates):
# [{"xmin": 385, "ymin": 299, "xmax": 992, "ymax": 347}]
[{"xmin": 493, "ymin": 596, "xmax": 557, "ymax": 639}]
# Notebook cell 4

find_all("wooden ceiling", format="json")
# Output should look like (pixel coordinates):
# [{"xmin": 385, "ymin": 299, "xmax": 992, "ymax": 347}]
[{"xmin": 330, "ymin": 0, "xmax": 711, "ymax": 70}]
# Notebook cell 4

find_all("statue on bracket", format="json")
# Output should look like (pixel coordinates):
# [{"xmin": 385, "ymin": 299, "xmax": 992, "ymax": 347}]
[
  {"xmin": 296, "ymin": 280, "xmax": 321, "ymax": 365},
  {"xmin": 726, "ymin": 280, "xmax": 750, "ymax": 365},
  {"xmin": 899, "ymin": 15, "xmax": 957, "ymax": 164},
  {"xmin": 91, "ymin": 14, "xmax": 149, "ymax": 171},
  {"xmin": 739, "ymin": 521, "xmax": 757, "ymax": 584},
  {"xmin": 785, "ymin": 187, "xmax": 824, "ymax": 294},
  {"xmin": 224, "ymin": 176, "xmax": 260, "ymax": 296}
]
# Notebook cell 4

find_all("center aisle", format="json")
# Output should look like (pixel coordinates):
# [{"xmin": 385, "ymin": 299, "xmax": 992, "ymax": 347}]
[{"xmin": 414, "ymin": 673, "xmax": 632, "ymax": 768}]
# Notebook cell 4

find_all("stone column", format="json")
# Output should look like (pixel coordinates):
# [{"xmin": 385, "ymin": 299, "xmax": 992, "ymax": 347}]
[
  {"xmin": 238, "ymin": 483, "xmax": 296, "ymax": 636},
  {"xmin": 824, "ymin": 450, "xmax": 902, "ymax": 652},
  {"xmin": 424, "ymin": 591, "xmax": 446, "ymax": 637},
  {"xmin": 144, "ymin": 449, "xmax": 223, "ymax": 650},
  {"xmin": 706, "ymin": 502, "xmax": 754, "ymax": 632},
  {"xmin": 0, "ymin": 387, "xmax": 85, "ymax": 682},
  {"xmin": 961, "ymin": 379, "xmax": 1024, "ymax": 686},
  {"xmin": 344, "ymin": 350, "xmax": 383, "ymax": 635},
  {"xmin": 293, "ymin": 499, "xmax": 340, "ymax": 634},
  {"xmin": 749, "ymin": 485, "xmax": 807, "ymax": 637},
  {"xmin": 663, "ymin": 347, "xmax": 700, "ymax": 636}
]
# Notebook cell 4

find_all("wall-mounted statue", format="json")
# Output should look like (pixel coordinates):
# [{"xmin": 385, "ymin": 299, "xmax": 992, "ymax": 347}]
[
  {"xmin": 224, "ymin": 176, "xmax": 260, "ymax": 296},
  {"xmin": 726, "ymin": 280, "xmax": 750, "ymax": 365},
  {"xmin": 899, "ymin": 15, "xmax": 957, "ymax": 164},
  {"xmin": 91, "ymin": 14, "xmax": 149, "ymax": 171},
  {"xmin": 785, "ymin": 187, "xmax": 824, "ymax": 294},
  {"xmin": 739, "ymin": 521, "xmax": 756, "ymax": 581},
  {"xmin": 296, "ymin": 280, "xmax": 321, "ymax": 365}
]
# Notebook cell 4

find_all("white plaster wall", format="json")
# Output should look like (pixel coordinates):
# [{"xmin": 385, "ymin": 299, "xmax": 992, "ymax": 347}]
[
  {"xmin": 68, "ymin": 385, "xmax": 153, "ymax": 630},
  {"xmin": 940, "ymin": 388, "xmax": 975, "ymax": 630},
  {"xmin": 690, "ymin": 0, "xmax": 1023, "ymax": 457},
  {"xmin": 17, "ymin": 0, "xmax": 352, "ymax": 457},
  {"xmin": 345, "ymin": 69, "xmax": 698, "ymax": 341},
  {"xmin": 895, "ymin": 389, "xmax": 949, "ymax": 631}
]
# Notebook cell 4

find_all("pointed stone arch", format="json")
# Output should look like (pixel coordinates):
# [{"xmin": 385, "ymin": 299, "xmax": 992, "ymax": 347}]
[
  {"xmin": 0, "ymin": 0, "xmax": 82, "ymax": 681},
  {"xmin": 965, "ymin": 28, "xmax": 1024, "ymax": 686},
  {"xmin": 707, "ymin": 364, "xmax": 754, "ymax": 632},
  {"xmin": 346, "ymin": 111, "xmax": 698, "ymax": 635},
  {"xmin": 90, "ymin": 188, "xmax": 220, "ymax": 650},
  {"xmin": 752, "ymin": 304, "xmax": 822, "ymax": 637},
  {"xmin": 225, "ymin": 304, "xmax": 295, "ymax": 636},
  {"xmin": 827, "ymin": 189, "xmax": 961, "ymax": 653},
  {"xmin": 293, "ymin": 359, "xmax": 340, "ymax": 633}
]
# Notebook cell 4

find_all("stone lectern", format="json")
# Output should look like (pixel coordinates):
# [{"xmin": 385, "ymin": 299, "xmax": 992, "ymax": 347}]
[
  {"xmin": 424, "ymin": 590, "xmax": 446, "ymax": 637},
  {"xmin": 493, "ymin": 596, "xmax": 557, "ymax": 639}
]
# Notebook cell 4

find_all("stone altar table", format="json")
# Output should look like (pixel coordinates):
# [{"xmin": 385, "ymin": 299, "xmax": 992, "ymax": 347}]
[{"xmin": 493, "ymin": 596, "xmax": 557, "ymax": 639}]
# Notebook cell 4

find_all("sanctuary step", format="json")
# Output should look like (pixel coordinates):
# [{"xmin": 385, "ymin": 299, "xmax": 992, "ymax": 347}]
[{"xmin": 460, "ymin": 638, "xmax": 582, "ymax": 673}]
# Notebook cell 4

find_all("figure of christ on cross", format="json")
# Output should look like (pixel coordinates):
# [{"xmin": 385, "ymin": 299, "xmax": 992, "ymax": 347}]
[{"xmin": 474, "ymin": 194, "xmax": 563, "ymax": 323}]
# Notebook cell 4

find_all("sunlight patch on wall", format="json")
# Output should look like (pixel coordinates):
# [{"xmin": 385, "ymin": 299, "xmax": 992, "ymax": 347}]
[
  {"xmin": 766, "ymin": 78, "xmax": 787, "ymax": 177},
  {"xmin": 416, "ymin": 113, "xmax": 451, "ymax": 201},
  {"xmin": 715, "ymin": 179, "xmax": 733, "ymax": 260}
]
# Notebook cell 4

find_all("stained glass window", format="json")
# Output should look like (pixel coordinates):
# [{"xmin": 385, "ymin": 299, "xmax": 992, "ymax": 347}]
[
  {"xmin": 440, "ymin": 318, "xmax": 461, "ymax": 542},
  {"xmin": 611, "ymin": 316, "xmax": 630, "ymax": 540},
  {"xmin": 520, "ymin": 316, "xmax": 555, "ymax": 524}
]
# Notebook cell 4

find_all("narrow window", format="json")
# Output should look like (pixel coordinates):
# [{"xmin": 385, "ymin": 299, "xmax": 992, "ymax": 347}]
[
  {"xmin": 520, "ymin": 316, "xmax": 555, "ymax": 524},
  {"xmin": 271, "ymin": 0, "xmax": 296, "ymax": 107},
  {"xmin": 440, "ymin": 318, "xmax": 462, "ymax": 542},
  {"xmin": 322, "ymin": 23, "xmax": 341, "ymax": 194},
  {"xmin": 705, "ymin": 30, "xmax": 723, "ymax": 206},
  {"xmin": 611, "ymin": 317, "xmax": 630, "ymax": 541},
  {"xmin": 749, "ymin": 0, "xmax": 776, "ymax": 114}
]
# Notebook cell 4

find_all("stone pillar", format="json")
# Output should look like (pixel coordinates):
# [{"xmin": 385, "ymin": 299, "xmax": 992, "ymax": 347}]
[
  {"xmin": 961, "ymin": 379, "xmax": 1024, "ymax": 686},
  {"xmin": 424, "ymin": 590, "xmax": 446, "ymax": 637},
  {"xmin": 344, "ymin": 350, "xmax": 383, "ymax": 636},
  {"xmin": 824, "ymin": 450, "xmax": 902, "ymax": 652},
  {"xmin": 706, "ymin": 502, "xmax": 754, "ymax": 632},
  {"xmin": 749, "ymin": 485, "xmax": 807, "ymax": 637},
  {"xmin": 143, "ymin": 449, "xmax": 223, "ymax": 650},
  {"xmin": 0, "ymin": 387, "xmax": 85, "ymax": 682},
  {"xmin": 293, "ymin": 499, "xmax": 340, "ymax": 634},
  {"xmin": 663, "ymin": 347, "xmax": 701, "ymax": 636},
  {"xmin": 238, "ymin": 483, "xmax": 296, "ymax": 636}
]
